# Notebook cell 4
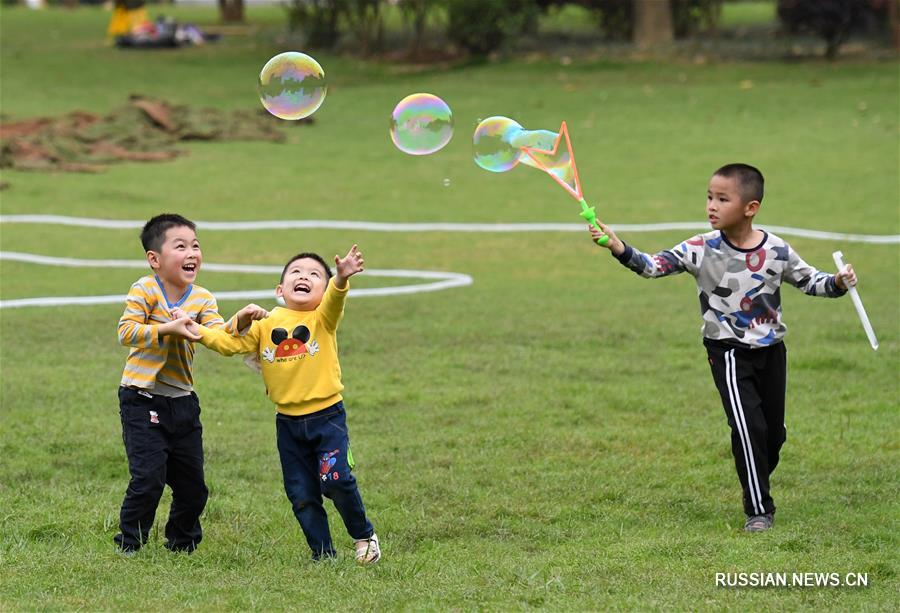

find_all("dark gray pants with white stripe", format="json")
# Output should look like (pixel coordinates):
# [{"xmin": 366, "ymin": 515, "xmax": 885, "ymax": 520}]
[{"xmin": 705, "ymin": 339, "xmax": 787, "ymax": 517}]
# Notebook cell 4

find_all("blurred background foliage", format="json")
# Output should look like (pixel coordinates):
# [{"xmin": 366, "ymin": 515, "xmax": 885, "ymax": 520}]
[
  {"xmin": 6, "ymin": 0, "xmax": 897, "ymax": 60},
  {"xmin": 281, "ymin": 0, "xmax": 897, "ymax": 58}
]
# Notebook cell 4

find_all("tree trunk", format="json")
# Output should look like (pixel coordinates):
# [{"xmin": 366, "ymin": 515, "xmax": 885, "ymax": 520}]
[
  {"xmin": 407, "ymin": 0, "xmax": 428, "ymax": 60},
  {"xmin": 348, "ymin": 0, "xmax": 384, "ymax": 57},
  {"xmin": 218, "ymin": 0, "xmax": 245, "ymax": 23},
  {"xmin": 890, "ymin": 0, "xmax": 900, "ymax": 52},
  {"xmin": 633, "ymin": 0, "xmax": 673, "ymax": 48}
]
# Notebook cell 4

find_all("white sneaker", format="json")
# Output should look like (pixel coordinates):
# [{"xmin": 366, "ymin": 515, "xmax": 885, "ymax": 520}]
[{"xmin": 354, "ymin": 534, "xmax": 381, "ymax": 564}]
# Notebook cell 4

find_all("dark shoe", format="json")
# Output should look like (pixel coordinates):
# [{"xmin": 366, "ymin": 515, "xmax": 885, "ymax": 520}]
[{"xmin": 744, "ymin": 513, "xmax": 774, "ymax": 532}]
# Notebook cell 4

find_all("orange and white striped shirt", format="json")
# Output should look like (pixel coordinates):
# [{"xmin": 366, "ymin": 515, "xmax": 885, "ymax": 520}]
[{"xmin": 118, "ymin": 275, "xmax": 237, "ymax": 392}]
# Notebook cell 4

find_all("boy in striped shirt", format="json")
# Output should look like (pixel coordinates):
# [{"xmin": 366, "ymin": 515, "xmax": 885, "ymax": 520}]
[
  {"xmin": 115, "ymin": 213, "xmax": 260, "ymax": 554},
  {"xmin": 588, "ymin": 164, "xmax": 858, "ymax": 532}
]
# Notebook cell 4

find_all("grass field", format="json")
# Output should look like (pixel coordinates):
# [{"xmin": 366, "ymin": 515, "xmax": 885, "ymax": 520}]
[{"xmin": 1, "ymin": 6, "xmax": 898, "ymax": 610}]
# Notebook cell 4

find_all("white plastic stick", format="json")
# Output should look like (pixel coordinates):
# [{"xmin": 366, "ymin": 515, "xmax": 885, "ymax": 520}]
[{"xmin": 832, "ymin": 251, "xmax": 878, "ymax": 351}]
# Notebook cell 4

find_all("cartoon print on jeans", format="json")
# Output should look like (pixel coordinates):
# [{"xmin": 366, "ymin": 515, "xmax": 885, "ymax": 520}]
[{"xmin": 319, "ymin": 449, "xmax": 340, "ymax": 481}]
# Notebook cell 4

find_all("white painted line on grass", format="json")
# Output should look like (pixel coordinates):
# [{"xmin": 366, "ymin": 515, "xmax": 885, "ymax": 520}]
[
  {"xmin": 0, "ymin": 252, "xmax": 473, "ymax": 309},
  {"xmin": 1, "ymin": 215, "xmax": 897, "ymax": 244}
]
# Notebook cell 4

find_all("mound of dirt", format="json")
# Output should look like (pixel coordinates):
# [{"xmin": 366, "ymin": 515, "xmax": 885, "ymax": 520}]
[{"xmin": 0, "ymin": 95, "xmax": 301, "ymax": 173}]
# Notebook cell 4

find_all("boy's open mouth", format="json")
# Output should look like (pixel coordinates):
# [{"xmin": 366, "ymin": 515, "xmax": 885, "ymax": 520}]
[
  {"xmin": 182, "ymin": 263, "xmax": 197, "ymax": 272},
  {"xmin": 293, "ymin": 282, "xmax": 310, "ymax": 293}
]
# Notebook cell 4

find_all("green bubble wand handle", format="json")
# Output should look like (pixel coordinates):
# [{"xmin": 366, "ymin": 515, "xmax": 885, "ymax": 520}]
[{"xmin": 579, "ymin": 198, "xmax": 609, "ymax": 245}]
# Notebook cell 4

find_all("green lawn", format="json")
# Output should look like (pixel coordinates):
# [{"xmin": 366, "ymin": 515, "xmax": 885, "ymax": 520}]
[
  {"xmin": 1, "ymin": 6, "xmax": 898, "ymax": 611},
  {"xmin": 720, "ymin": 0, "xmax": 777, "ymax": 28}
]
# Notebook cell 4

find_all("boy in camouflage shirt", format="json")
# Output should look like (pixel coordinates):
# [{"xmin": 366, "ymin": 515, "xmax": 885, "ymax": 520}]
[{"xmin": 590, "ymin": 164, "xmax": 857, "ymax": 532}]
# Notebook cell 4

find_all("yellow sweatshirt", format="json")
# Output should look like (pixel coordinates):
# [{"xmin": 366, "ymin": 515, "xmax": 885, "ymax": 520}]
[{"xmin": 197, "ymin": 281, "xmax": 348, "ymax": 416}]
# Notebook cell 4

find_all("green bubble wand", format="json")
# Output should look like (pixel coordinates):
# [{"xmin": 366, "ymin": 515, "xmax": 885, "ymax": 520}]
[{"xmin": 520, "ymin": 121, "xmax": 609, "ymax": 245}]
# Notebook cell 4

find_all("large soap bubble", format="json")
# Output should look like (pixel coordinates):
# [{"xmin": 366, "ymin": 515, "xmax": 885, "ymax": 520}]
[
  {"xmin": 258, "ymin": 52, "xmax": 327, "ymax": 121},
  {"xmin": 512, "ymin": 129, "xmax": 559, "ymax": 170},
  {"xmin": 389, "ymin": 93, "xmax": 454, "ymax": 155},
  {"xmin": 472, "ymin": 116, "xmax": 524, "ymax": 172},
  {"xmin": 472, "ymin": 116, "xmax": 558, "ymax": 172}
]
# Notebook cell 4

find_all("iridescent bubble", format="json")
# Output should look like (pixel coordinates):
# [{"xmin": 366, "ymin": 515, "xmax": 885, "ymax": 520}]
[
  {"xmin": 473, "ymin": 116, "xmax": 559, "ymax": 173},
  {"xmin": 258, "ymin": 52, "xmax": 327, "ymax": 121},
  {"xmin": 516, "ymin": 121, "xmax": 583, "ymax": 200},
  {"xmin": 472, "ymin": 116, "xmax": 525, "ymax": 172},
  {"xmin": 512, "ymin": 129, "xmax": 558, "ymax": 169},
  {"xmin": 389, "ymin": 93, "xmax": 454, "ymax": 155},
  {"xmin": 474, "ymin": 117, "xmax": 584, "ymax": 201}
]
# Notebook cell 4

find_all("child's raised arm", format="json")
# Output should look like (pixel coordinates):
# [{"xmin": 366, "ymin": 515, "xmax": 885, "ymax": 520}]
[
  {"xmin": 316, "ymin": 245, "xmax": 364, "ymax": 332},
  {"xmin": 592, "ymin": 220, "xmax": 703, "ymax": 280},
  {"xmin": 333, "ymin": 244, "xmax": 365, "ymax": 289},
  {"xmin": 589, "ymin": 220, "xmax": 625, "ymax": 256}
]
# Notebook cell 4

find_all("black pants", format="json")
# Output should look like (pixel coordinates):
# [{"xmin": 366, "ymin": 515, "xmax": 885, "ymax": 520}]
[
  {"xmin": 115, "ymin": 387, "xmax": 209, "ymax": 552},
  {"xmin": 705, "ymin": 340, "xmax": 787, "ymax": 517}
]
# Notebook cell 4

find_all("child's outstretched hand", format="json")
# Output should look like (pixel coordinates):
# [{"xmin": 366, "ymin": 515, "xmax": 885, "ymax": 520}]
[
  {"xmin": 835, "ymin": 263, "xmax": 857, "ymax": 290},
  {"xmin": 589, "ymin": 220, "xmax": 625, "ymax": 256},
  {"xmin": 163, "ymin": 316, "xmax": 202, "ymax": 341},
  {"xmin": 334, "ymin": 244, "xmax": 365, "ymax": 288},
  {"xmin": 235, "ymin": 303, "xmax": 269, "ymax": 331}
]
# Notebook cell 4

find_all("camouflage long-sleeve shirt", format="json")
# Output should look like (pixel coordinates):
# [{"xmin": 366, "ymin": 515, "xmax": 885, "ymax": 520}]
[{"xmin": 614, "ymin": 230, "xmax": 846, "ymax": 348}]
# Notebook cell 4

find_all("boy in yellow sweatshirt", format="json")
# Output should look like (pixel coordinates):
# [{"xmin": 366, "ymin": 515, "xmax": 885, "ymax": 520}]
[{"xmin": 186, "ymin": 246, "xmax": 381, "ymax": 563}]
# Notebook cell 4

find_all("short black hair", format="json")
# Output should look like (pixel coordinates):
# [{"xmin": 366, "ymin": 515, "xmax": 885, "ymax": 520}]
[
  {"xmin": 141, "ymin": 214, "xmax": 196, "ymax": 252},
  {"xmin": 280, "ymin": 252, "xmax": 333, "ymax": 283},
  {"xmin": 713, "ymin": 163, "xmax": 764, "ymax": 204}
]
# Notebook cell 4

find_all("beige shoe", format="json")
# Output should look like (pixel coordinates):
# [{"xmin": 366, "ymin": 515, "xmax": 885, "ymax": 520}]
[{"xmin": 354, "ymin": 534, "xmax": 381, "ymax": 564}]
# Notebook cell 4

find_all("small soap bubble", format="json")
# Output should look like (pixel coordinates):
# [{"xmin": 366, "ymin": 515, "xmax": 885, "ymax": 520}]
[
  {"xmin": 390, "ymin": 93, "xmax": 454, "ymax": 155},
  {"xmin": 442, "ymin": 178, "xmax": 451, "ymax": 187},
  {"xmin": 258, "ymin": 52, "xmax": 327, "ymax": 121}
]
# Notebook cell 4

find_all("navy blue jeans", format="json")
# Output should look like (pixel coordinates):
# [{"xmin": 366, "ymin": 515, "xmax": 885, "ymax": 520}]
[{"xmin": 276, "ymin": 402, "xmax": 374, "ymax": 559}]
